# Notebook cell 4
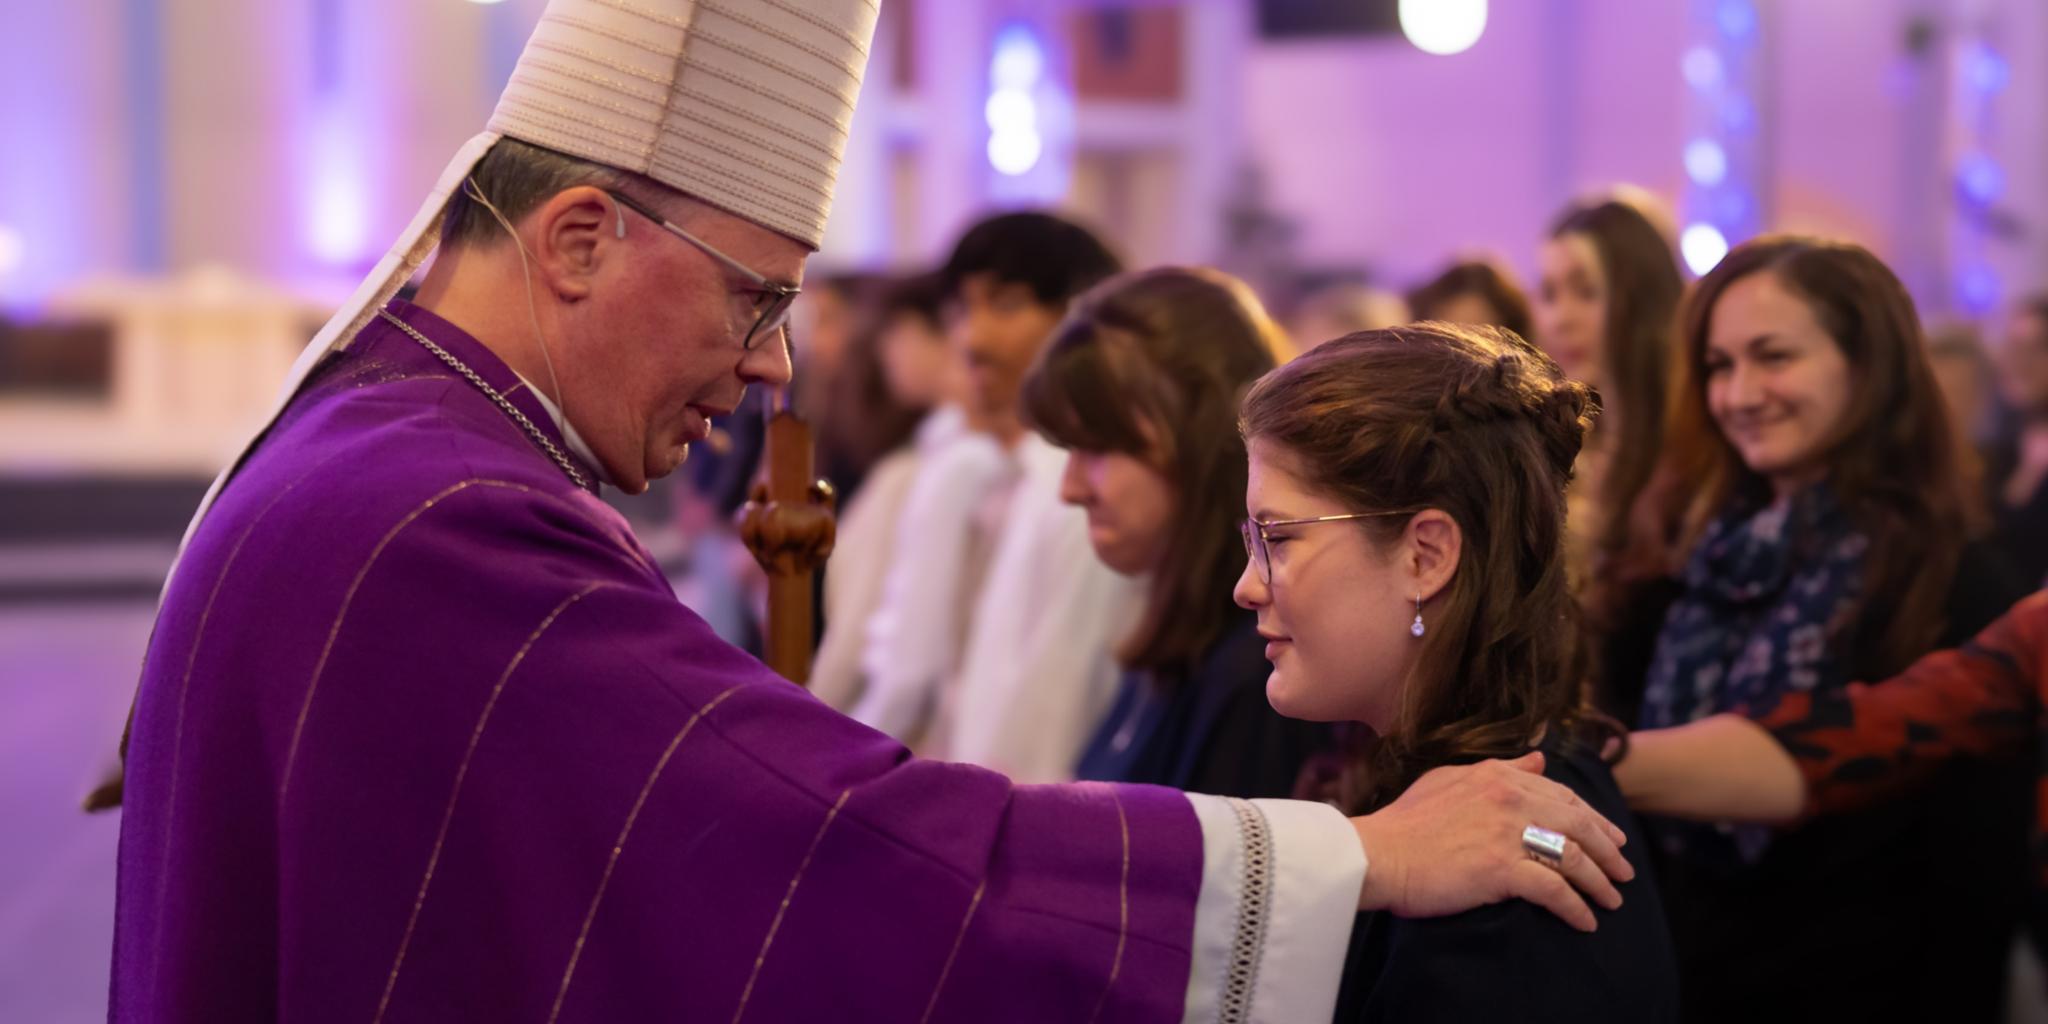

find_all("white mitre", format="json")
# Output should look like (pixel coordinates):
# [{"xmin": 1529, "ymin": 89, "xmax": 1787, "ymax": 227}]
[{"xmin": 174, "ymin": 0, "xmax": 880, "ymax": 554}]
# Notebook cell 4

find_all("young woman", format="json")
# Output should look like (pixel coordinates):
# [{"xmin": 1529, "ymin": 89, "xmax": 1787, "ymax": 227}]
[
  {"xmin": 1020, "ymin": 266, "xmax": 1332, "ymax": 797},
  {"xmin": 1534, "ymin": 195, "xmax": 1687, "ymax": 723},
  {"xmin": 1533, "ymin": 195, "xmax": 1684, "ymax": 582},
  {"xmin": 1635, "ymin": 236, "xmax": 2028, "ymax": 1022},
  {"xmin": 1234, "ymin": 322, "xmax": 1677, "ymax": 1021}
]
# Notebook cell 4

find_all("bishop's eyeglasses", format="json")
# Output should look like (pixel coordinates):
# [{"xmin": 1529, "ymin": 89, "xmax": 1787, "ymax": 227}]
[{"xmin": 604, "ymin": 189, "xmax": 799, "ymax": 352}]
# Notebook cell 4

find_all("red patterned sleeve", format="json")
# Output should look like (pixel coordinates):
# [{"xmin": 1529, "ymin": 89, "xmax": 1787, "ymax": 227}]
[{"xmin": 1753, "ymin": 592, "xmax": 2048, "ymax": 818}]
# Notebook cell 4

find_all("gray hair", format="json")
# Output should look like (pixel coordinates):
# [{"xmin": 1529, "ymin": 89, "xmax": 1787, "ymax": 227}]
[{"xmin": 439, "ymin": 138, "xmax": 668, "ymax": 250}]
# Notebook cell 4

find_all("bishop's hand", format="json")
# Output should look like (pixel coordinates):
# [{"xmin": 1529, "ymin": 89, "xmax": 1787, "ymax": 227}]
[{"xmin": 1349, "ymin": 752, "xmax": 1634, "ymax": 932}]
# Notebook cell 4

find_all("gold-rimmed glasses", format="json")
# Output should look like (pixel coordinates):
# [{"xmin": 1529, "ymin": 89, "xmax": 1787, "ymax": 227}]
[{"xmin": 1239, "ymin": 511, "xmax": 1419, "ymax": 586}]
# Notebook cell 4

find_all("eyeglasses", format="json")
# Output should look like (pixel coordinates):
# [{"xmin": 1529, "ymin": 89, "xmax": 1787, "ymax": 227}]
[
  {"xmin": 1240, "ymin": 511, "xmax": 1418, "ymax": 586},
  {"xmin": 604, "ymin": 189, "xmax": 800, "ymax": 352}
]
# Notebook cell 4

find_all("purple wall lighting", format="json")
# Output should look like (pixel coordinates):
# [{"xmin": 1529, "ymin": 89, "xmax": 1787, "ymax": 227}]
[
  {"xmin": 298, "ymin": 0, "xmax": 381, "ymax": 275},
  {"xmin": 987, "ymin": 24, "xmax": 1047, "ymax": 176},
  {"xmin": 0, "ymin": 5, "xmax": 120, "ymax": 310},
  {"xmin": 306, "ymin": 102, "xmax": 372, "ymax": 268},
  {"xmin": 1950, "ymin": 34, "xmax": 2009, "ymax": 316},
  {"xmin": 1679, "ymin": 0, "xmax": 1767, "ymax": 277},
  {"xmin": 983, "ymin": 19, "xmax": 1073, "ymax": 207}
]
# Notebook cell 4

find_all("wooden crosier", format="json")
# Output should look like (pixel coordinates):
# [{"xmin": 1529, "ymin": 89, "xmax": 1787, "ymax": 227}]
[{"xmin": 738, "ymin": 391, "xmax": 837, "ymax": 684}]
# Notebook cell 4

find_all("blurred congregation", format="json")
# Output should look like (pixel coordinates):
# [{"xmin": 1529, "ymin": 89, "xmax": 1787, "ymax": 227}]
[{"xmin": 9, "ymin": 0, "xmax": 2048, "ymax": 1020}]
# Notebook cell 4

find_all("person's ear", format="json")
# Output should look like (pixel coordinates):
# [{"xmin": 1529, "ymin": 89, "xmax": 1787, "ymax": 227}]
[
  {"xmin": 1405, "ymin": 509, "xmax": 1461, "ymax": 604},
  {"xmin": 528, "ymin": 186, "xmax": 615, "ymax": 303}
]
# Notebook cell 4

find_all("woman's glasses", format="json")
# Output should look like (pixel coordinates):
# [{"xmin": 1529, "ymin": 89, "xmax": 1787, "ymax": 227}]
[{"xmin": 1240, "ymin": 510, "xmax": 1418, "ymax": 585}]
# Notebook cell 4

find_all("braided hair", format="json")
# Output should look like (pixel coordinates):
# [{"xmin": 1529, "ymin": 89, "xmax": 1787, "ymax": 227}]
[{"xmin": 1240, "ymin": 322, "xmax": 1622, "ymax": 813}]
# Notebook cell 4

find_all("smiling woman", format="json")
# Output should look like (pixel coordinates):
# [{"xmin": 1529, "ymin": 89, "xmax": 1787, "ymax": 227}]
[
  {"xmin": 1652, "ymin": 237, "xmax": 1981, "ymax": 720},
  {"xmin": 1636, "ymin": 235, "xmax": 2031, "ymax": 1022}
]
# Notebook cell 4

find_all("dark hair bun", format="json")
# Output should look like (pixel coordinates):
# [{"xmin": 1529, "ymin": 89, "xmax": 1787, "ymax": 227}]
[{"xmin": 1429, "ymin": 344, "xmax": 1594, "ymax": 481}]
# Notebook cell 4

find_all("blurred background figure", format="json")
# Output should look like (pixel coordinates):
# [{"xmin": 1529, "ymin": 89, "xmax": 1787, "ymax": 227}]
[
  {"xmin": 847, "ymin": 212, "xmax": 1139, "ymax": 783},
  {"xmin": 1283, "ymin": 280, "xmax": 1406, "ymax": 352},
  {"xmin": 1928, "ymin": 319, "xmax": 2001, "ymax": 454},
  {"xmin": 810, "ymin": 273, "xmax": 956, "ymax": 712},
  {"xmin": 1022, "ymin": 266, "xmax": 1332, "ymax": 797},
  {"xmin": 1989, "ymin": 295, "xmax": 2048, "ymax": 592},
  {"xmin": 800, "ymin": 273, "xmax": 932, "ymax": 505},
  {"xmin": 1533, "ymin": 193, "xmax": 1685, "ymax": 596},
  {"xmin": 1406, "ymin": 257, "xmax": 1534, "ymax": 341}
]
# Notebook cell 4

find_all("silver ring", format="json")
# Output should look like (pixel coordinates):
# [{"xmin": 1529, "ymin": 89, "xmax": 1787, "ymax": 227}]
[{"xmin": 1521, "ymin": 824, "xmax": 1568, "ymax": 864}]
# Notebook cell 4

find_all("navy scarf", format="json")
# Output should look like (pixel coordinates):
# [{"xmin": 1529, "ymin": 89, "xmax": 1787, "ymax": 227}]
[
  {"xmin": 1640, "ymin": 483, "xmax": 1869, "ymax": 729},
  {"xmin": 1639, "ymin": 482, "xmax": 1869, "ymax": 863}
]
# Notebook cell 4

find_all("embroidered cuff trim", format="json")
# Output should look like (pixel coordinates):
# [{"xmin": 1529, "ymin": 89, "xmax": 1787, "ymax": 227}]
[{"xmin": 1217, "ymin": 797, "xmax": 1274, "ymax": 1024}]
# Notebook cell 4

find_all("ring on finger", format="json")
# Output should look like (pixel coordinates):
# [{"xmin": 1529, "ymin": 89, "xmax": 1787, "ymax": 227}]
[{"xmin": 1521, "ymin": 824, "xmax": 1568, "ymax": 866}]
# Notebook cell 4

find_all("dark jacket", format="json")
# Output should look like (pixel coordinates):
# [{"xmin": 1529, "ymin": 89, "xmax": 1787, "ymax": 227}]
[
  {"xmin": 1987, "ymin": 439, "xmax": 2048, "ymax": 592},
  {"xmin": 1334, "ymin": 739, "xmax": 1679, "ymax": 1022},
  {"xmin": 1647, "ymin": 541, "xmax": 2030, "ymax": 1023},
  {"xmin": 1074, "ymin": 608, "xmax": 1333, "ymax": 798}
]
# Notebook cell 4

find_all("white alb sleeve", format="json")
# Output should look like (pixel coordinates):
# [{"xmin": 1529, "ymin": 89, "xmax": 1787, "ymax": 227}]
[{"xmin": 1181, "ymin": 793, "xmax": 1363, "ymax": 1024}]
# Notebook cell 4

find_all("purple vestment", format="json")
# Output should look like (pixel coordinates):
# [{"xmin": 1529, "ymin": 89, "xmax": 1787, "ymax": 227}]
[{"xmin": 112, "ymin": 302, "xmax": 1204, "ymax": 1022}]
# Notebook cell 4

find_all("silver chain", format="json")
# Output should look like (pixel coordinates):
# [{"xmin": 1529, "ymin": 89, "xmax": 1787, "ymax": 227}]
[{"xmin": 376, "ymin": 308, "xmax": 592, "ymax": 491}]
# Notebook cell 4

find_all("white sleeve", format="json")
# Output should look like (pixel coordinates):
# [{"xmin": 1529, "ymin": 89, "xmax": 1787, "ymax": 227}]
[
  {"xmin": 848, "ymin": 437, "xmax": 1006, "ymax": 738},
  {"xmin": 809, "ymin": 451, "xmax": 920, "ymax": 712},
  {"xmin": 1182, "ymin": 794, "xmax": 1363, "ymax": 1024},
  {"xmin": 945, "ymin": 480, "xmax": 1140, "ymax": 782}
]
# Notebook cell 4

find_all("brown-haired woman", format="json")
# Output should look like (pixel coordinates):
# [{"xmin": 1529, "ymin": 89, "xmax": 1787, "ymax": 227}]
[
  {"xmin": 1406, "ymin": 257, "xmax": 1534, "ymax": 341},
  {"xmin": 1535, "ymin": 194, "xmax": 1687, "ymax": 720},
  {"xmin": 1639, "ymin": 235, "xmax": 2029, "ymax": 1022},
  {"xmin": 1020, "ymin": 266, "xmax": 1331, "ymax": 797},
  {"xmin": 1235, "ymin": 322, "xmax": 1677, "ymax": 1020}
]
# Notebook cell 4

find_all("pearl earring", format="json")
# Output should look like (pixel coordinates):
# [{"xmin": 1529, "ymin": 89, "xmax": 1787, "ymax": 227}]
[{"xmin": 1411, "ymin": 596, "xmax": 1426, "ymax": 638}]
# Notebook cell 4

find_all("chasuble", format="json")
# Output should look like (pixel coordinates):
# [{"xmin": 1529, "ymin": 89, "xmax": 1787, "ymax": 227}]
[{"xmin": 111, "ymin": 301, "xmax": 1360, "ymax": 1022}]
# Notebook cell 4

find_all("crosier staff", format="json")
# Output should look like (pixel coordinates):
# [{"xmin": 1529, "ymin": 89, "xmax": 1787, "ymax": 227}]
[{"xmin": 738, "ymin": 382, "xmax": 836, "ymax": 685}]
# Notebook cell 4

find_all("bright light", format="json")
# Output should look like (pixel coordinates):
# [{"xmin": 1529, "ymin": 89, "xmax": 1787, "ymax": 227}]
[
  {"xmin": 465, "ymin": 0, "xmax": 509, "ymax": 5},
  {"xmin": 309, "ymin": 177, "xmax": 367, "ymax": 265},
  {"xmin": 0, "ymin": 225, "xmax": 22, "ymax": 277},
  {"xmin": 1398, "ymin": 0, "xmax": 1488, "ymax": 57},
  {"xmin": 984, "ymin": 89, "xmax": 1036, "ymax": 134},
  {"xmin": 991, "ymin": 25, "xmax": 1046, "ymax": 90},
  {"xmin": 307, "ymin": 105, "xmax": 369, "ymax": 265},
  {"xmin": 987, "ymin": 25, "xmax": 1047, "ymax": 176},
  {"xmin": 1681, "ymin": 224, "xmax": 1730, "ymax": 276},
  {"xmin": 987, "ymin": 132, "xmax": 1042, "ymax": 176},
  {"xmin": 1684, "ymin": 139, "xmax": 1728, "ymax": 187},
  {"xmin": 1682, "ymin": 47, "xmax": 1724, "ymax": 91}
]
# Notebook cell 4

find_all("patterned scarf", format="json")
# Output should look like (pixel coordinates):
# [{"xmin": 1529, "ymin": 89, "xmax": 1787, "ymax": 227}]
[{"xmin": 1639, "ymin": 483, "xmax": 1869, "ymax": 863}]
